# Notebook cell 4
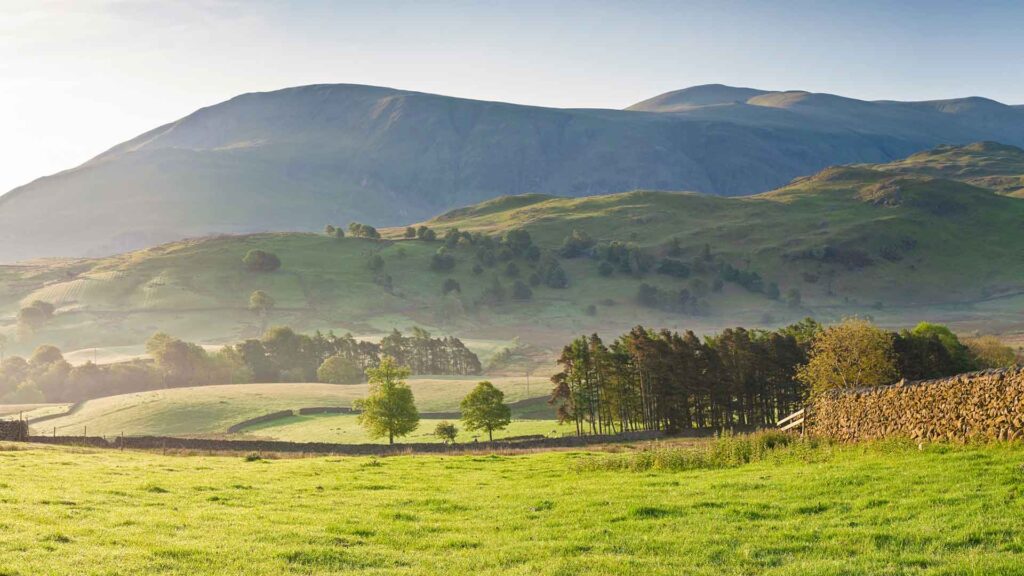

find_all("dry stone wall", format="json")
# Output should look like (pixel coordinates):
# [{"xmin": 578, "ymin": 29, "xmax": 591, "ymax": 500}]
[
  {"xmin": 810, "ymin": 368, "xmax": 1024, "ymax": 442},
  {"xmin": 0, "ymin": 421, "xmax": 28, "ymax": 441}
]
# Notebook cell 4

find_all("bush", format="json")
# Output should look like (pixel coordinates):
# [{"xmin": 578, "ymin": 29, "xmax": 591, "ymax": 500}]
[
  {"xmin": 242, "ymin": 250, "xmax": 281, "ymax": 273},
  {"xmin": 656, "ymin": 258, "xmax": 690, "ymax": 278},
  {"xmin": 442, "ymin": 278, "xmax": 461, "ymax": 295},
  {"xmin": 430, "ymin": 250, "xmax": 456, "ymax": 272},
  {"xmin": 511, "ymin": 280, "xmax": 533, "ymax": 301}
]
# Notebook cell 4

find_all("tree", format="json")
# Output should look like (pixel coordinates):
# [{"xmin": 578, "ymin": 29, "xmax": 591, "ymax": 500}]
[
  {"xmin": 416, "ymin": 226, "xmax": 436, "ymax": 241},
  {"xmin": 797, "ymin": 318, "xmax": 898, "ymax": 396},
  {"xmin": 910, "ymin": 322, "xmax": 974, "ymax": 372},
  {"xmin": 317, "ymin": 354, "xmax": 365, "ymax": 384},
  {"xmin": 367, "ymin": 254, "xmax": 385, "ymax": 272},
  {"xmin": 354, "ymin": 357, "xmax": 419, "ymax": 444},
  {"xmin": 511, "ymin": 280, "xmax": 533, "ymax": 301},
  {"xmin": 242, "ymin": 250, "xmax": 281, "ymax": 272},
  {"xmin": 559, "ymin": 229, "xmax": 595, "ymax": 258},
  {"xmin": 404, "ymin": 227, "xmax": 417, "ymax": 239},
  {"xmin": 460, "ymin": 381, "xmax": 511, "ymax": 441},
  {"xmin": 430, "ymin": 249, "xmax": 455, "ymax": 272},
  {"xmin": 248, "ymin": 290, "xmax": 275, "ymax": 330},
  {"xmin": 442, "ymin": 278, "xmax": 461, "ymax": 295},
  {"xmin": 434, "ymin": 421, "xmax": 458, "ymax": 444}
]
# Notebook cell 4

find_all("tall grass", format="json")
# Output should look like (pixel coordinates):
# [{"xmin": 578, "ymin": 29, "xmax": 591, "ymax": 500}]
[{"xmin": 574, "ymin": 430, "xmax": 828, "ymax": 472}]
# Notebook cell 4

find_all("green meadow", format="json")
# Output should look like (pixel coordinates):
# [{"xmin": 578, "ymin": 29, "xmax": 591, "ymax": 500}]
[
  {"xmin": 0, "ymin": 440, "xmax": 1022, "ymax": 575},
  {"xmin": 32, "ymin": 377, "xmax": 559, "ymax": 440}
]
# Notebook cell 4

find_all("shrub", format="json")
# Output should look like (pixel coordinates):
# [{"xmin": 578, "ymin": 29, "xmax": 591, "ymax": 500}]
[{"xmin": 242, "ymin": 250, "xmax": 281, "ymax": 273}]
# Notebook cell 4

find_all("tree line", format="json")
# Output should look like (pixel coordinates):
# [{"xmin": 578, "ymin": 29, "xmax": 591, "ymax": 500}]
[
  {"xmin": 0, "ymin": 327, "xmax": 481, "ymax": 404},
  {"xmin": 549, "ymin": 318, "xmax": 1020, "ymax": 436}
]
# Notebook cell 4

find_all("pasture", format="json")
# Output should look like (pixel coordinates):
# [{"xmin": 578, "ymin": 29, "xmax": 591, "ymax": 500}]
[
  {"xmin": 0, "ymin": 440, "xmax": 1022, "ymax": 575},
  {"xmin": 29, "ymin": 377, "xmax": 559, "ymax": 440}
]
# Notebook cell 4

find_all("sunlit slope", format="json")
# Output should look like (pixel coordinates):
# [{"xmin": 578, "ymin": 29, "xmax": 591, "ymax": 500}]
[
  {"xmin": 429, "ymin": 168, "xmax": 1024, "ymax": 303},
  {"xmin": 33, "ymin": 376, "xmax": 545, "ymax": 438},
  {"xmin": 865, "ymin": 141, "xmax": 1024, "ymax": 197},
  {"xmin": 2, "ymin": 155, "xmax": 1023, "ymax": 356}
]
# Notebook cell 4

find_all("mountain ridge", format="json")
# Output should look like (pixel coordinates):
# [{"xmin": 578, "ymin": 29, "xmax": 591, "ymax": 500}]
[{"xmin": 2, "ymin": 83, "xmax": 1023, "ymax": 262}]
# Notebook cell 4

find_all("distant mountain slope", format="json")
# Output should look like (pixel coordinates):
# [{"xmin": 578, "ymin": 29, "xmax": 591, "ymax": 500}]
[{"xmin": 2, "ymin": 83, "xmax": 1023, "ymax": 262}]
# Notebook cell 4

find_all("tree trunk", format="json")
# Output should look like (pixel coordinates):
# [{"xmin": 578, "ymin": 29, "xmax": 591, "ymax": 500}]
[
  {"xmin": 389, "ymin": 432, "xmax": 394, "ymax": 445},
  {"xmin": 488, "ymin": 428, "xmax": 493, "ymax": 442}
]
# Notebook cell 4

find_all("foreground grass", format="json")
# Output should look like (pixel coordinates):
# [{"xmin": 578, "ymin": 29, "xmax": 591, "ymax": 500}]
[{"xmin": 1, "ymin": 440, "xmax": 1023, "ymax": 575}]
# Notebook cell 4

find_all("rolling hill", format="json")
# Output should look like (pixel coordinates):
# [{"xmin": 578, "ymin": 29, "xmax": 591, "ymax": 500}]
[
  {"xmin": 1, "ymin": 144, "xmax": 1022, "ymax": 359},
  {"xmin": 1, "ymin": 83, "xmax": 1023, "ymax": 261},
  {"xmin": 864, "ymin": 141, "xmax": 1024, "ymax": 197},
  {"xmin": 30, "ymin": 377, "xmax": 555, "ymax": 439}
]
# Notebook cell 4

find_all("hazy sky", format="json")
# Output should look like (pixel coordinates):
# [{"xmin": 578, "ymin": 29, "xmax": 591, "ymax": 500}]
[{"xmin": 3, "ymin": 0, "xmax": 1023, "ymax": 194}]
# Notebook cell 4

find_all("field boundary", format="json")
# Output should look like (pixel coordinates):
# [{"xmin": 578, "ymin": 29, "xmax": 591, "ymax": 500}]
[{"xmin": 23, "ymin": 429, "xmax": 670, "ymax": 455}]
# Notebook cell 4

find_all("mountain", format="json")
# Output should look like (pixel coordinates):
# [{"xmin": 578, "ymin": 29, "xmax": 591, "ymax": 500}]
[
  {"xmin": 2, "ymin": 83, "xmax": 1023, "ymax": 262},
  {"xmin": 2, "ymin": 144, "xmax": 1022, "ymax": 357}
]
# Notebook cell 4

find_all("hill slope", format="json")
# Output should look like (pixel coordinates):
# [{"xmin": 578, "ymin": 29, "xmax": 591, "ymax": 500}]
[
  {"xmin": 864, "ymin": 141, "xmax": 1024, "ymax": 197},
  {"xmin": 1, "ymin": 145, "xmax": 1022, "ymax": 357},
  {"xmin": 2, "ymin": 83, "xmax": 1023, "ymax": 261}
]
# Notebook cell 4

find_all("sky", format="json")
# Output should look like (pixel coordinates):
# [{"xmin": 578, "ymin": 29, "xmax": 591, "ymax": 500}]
[{"xmin": 2, "ymin": 0, "xmax": 1023, "ymax": 194}]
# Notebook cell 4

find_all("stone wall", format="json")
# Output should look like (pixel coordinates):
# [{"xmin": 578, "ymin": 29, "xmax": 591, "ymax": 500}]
[
  {"xmin": 0, "ymin": 420, "xmax": 29, "ymax": 441},
  {"xmin": 810, "ymin": 368, "xmax": 1024, "ymax": 442},
  {"xmin": 26, "ymin": 429, "xmax": 666, "ymax": 455}
]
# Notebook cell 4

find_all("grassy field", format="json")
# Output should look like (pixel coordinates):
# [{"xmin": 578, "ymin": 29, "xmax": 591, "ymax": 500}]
[
  {"xmin": 0, "ymin": 440, "xmax": 1022, "ymax": 574},
  {"xmin": 240, "ymin": 413, "xmax": 574, "ymax": 444},
  {"xmin": 30, "ymin": 377, "xmax": 559, "ymax": 439}
]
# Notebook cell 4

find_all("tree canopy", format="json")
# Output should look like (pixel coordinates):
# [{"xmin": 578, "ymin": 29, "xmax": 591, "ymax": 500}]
[
  {"xmin": 460, "ymin": 381, "xmax": 511, "ymax": 441},
  {"xmin": 797, "ymin": 318, "xmax": 898, "ymax": 396},
  {"xmin": 355, "ymin": 357, "xmax": 419, "ymax": 444},
  {"xmin": 242, "ymin": 250, "xmax": 281, "ymax": 273}
]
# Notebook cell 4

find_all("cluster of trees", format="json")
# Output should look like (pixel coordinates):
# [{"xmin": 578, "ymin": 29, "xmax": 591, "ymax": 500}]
[
  {"xmin": 347, "ymin": 222, "xmax": 380, "ymax": 239},
  {"xmin": 354, "ymin": 357, "xmax": 512, "ymax": 444},
  {"xmin": 0, "ymin": 327, "xmax": 481, "ymax": 403},
  {"xmin": 550, "ymin": 318, "xmax": 1020, "ymax": 436},
  {"xmin": 323, "ymin": 225, "xmax": 345, "ymax": 239},
  {"xmin": 404, "ymin": 225, "xmax": 437, "ymax": 241},
  {"xmin": 0, "ymin": 346, "xmax": 158, "ymax": 403}
]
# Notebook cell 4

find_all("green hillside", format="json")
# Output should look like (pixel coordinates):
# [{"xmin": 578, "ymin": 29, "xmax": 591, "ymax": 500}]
[
  {"xmin": 1, "ymin": 147, "xmax": 1023, "ymax": 361},
  {"xmin": 865, "ymin": 141, "xmax": 1024, "ymax": 197}
]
